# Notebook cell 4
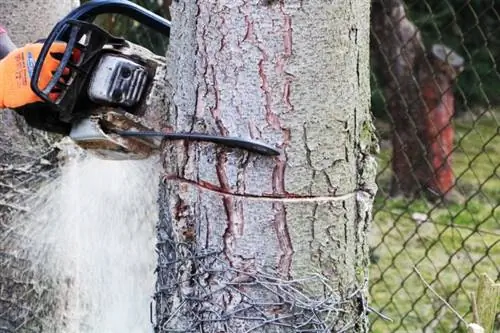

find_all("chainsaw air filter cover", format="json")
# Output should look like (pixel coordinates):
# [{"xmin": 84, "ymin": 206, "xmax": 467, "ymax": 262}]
[{"xmin": 88, "ymin": 54, "xmax": 149, "ymax": 107}]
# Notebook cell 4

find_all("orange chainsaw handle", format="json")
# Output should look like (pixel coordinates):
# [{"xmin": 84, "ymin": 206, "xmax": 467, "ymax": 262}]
[{"xmin": 0, "ymin": 25, "xmax": 72, "ymax": 134}]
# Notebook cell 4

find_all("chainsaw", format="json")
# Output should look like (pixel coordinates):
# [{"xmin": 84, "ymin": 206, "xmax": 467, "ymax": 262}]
[{"xmin": 29, "ymin": 0, "xmax": 279, "ymax": 160}]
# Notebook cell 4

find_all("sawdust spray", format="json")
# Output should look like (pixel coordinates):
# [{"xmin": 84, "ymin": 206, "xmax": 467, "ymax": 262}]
[{"xmin": 14, "ymin": 147, "xmax": 160, "ymax": 332}]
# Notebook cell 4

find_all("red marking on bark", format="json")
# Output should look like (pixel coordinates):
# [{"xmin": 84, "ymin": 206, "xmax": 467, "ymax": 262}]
[
  {"xmin": 258, "ymin": 56, "xmax": 281, "ymax": 130},
  {"xmin": 240, "ymin": 5, "xmax": 255, "ymax": 43},
  {"xmin": 164, "ymin": 174, "xmax": 220, "ymax": 191},
  {"xmin": 222, "ymin": 195, "xmax": 236, "ymax": 258},
  {"xmin": 272, "ymin": 155, "xmax": 286, "ymax": 194},
  {"xmin": 281, "ymin": 10, "xmax": 294, "ymax": 113},
  {"xmin": 215, "ymin": 152, "xmax": 245, "ymax": 264},
  {"xmin": 275, "ymin": 10, "xmax": 294, "ymax": 114},
  {"xmin": 272, "ymin": 129, "xmax": 293, "ymax": 277},
  {"xmin": 210, "ymin": 65, "xmax": 221, "ymax": 120},
  {"xmin": 216, "ymin": 154, "xmax": 231, "ymax": 192},
  {"xmin": 282, "ymin": 13, "xmax": 292, "ymax": 57},
  {"xmin": 276, "ymin": 57, "xmax": 285, "ymax": 73},
  {"xmin": 216, "ymin": 153, "xmax": 236, "ymax": 262},
  {"xmin": 241, "ymin": 7, "xmax": 254, "ymax": 44},
  {"xmin": 209, "ymin": 66, "xmax": 230, "ymax": 137},
  {"xmin": 196, "ymin": 86, "xmax": 206, "ymax": 117},
  {"xmin": 273, "ymin": 203, "xmax": 291, "ymax": 277},
  {"xmin": 174, "ymin": 198, "xmax": 196, "ymax": 242},
  {"xmin": 219, "ymin": 16, "xmax": 226, "ymax": 52},
  {"xmin": 0, "ymin": 25, "xmax": 7, "ymax": 34},
  {"xmin": 163, "ymin": 174, "xmax": 332, "ymax": 201},
  {"xmin": 174, "ymin": 199, "xmax": 189, "ymax": 219},
  {"xmin": 283, "ymin": 79, "xmax": 293, "ymax": 113}
]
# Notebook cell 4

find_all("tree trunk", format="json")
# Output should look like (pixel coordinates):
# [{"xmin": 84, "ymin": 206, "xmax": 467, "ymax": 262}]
[
  {"xmin": 155, "ymin": 1, "xmax": 376, "ymax": 332},
  {"xmin": 371, "ymin": 0, "xmax": 464, "ymax": 201},
  {"xmin": 0, "ymin": 1, "xmax": 79, "ymax": 332}
]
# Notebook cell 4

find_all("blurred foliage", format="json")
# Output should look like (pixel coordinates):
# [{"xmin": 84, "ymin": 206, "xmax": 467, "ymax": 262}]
[
  {"xmin": 371, "ymin": 0, "xmax": 500, "ymax": 118},
  {"xmin": 80, "ymin": 0, "xmax": 170, "ymax": 55}
]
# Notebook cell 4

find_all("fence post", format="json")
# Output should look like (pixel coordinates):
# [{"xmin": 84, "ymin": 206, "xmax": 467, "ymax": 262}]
[
  {"xmin": 417, "ymin": 44, "xmax": 464, "ymax": 201},
  {"xmin": 371, "ymin": 0, "xmax": 464, "ymax": 201}
]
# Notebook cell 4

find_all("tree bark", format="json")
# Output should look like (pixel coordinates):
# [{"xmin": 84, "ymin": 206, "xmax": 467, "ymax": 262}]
[
  {"xmin": 155, "ymin": 1, "xmax": 376, "ymax": 332},
  {"xmin": 0, "ymin": 1, "xmax": 79, "ymax": 332},
  {"xmin": 371, "ymin": 0, "xmax": 464, "ymax": 201}
]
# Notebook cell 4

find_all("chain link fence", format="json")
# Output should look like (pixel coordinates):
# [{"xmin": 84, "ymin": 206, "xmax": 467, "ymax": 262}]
[{"xmin": 369, "ymin": 0, "xmax": 500, "ymax": 332}]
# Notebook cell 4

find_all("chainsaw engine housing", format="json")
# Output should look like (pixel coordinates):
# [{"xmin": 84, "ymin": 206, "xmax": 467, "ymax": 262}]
[
  {"xmin": 66, "ymin": 39, "xmax": 166, "ymax": 160},
  {"xmin": 88, "ymin": 54, "xmax": 149, "ymax": 108}
]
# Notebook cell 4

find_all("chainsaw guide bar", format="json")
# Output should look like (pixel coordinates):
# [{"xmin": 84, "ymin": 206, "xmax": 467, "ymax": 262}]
[{"xmin": 30, "ymin": 0, "xmax": 279, "ymax": 160}]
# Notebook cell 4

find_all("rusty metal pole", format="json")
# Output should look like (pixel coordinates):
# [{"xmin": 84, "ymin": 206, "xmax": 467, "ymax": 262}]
[
  {"xmin": 371, "ymin": 0, "xmax": 465, "ymax": 201},
  {"xmin": 418, "ymin": 44, "xmax": 464, "ymax": 201}
]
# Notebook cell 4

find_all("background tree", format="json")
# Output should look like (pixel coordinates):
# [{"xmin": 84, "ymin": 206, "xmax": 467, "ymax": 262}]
[
  {"xmin": 0, "ymin": 1, "xmax": 79, "ymax": 332},
  {"xmin": 154, "ymin": 0, "xmax": 377, "ymax": 332}
]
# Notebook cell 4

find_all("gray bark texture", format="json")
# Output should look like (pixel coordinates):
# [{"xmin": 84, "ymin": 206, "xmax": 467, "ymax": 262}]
[
  {"xmin": 155, "ymin": 1, "xmax": 377, "ymax": 332},
  {"xmin": 0, "ymin": 1, "xmax": 79, "ymax": 332}
]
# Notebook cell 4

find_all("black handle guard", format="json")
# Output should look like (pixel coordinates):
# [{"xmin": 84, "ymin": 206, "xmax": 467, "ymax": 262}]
[
  {"xmin": 31, "ymin": 20, "xmax": 127, "ymax": 122},
  {"xmin": 30, "ymin": 0, "xmax": 171, "ymax": 122}
]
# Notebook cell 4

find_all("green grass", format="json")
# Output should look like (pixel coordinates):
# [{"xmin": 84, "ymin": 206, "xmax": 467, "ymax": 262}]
[{"xmin": 368, "ymin": 111, "xmax": 500, "ymax": 333}]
